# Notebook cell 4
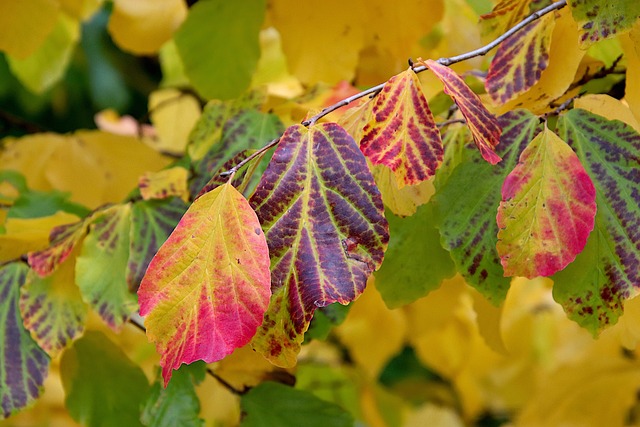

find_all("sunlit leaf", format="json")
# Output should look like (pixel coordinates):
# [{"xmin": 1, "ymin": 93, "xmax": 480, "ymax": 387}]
[
  {"xmin": 497, "ymin": 126, "xmax": 596, "ymax": 278},
  {"xmin": 249, "ymin": 123, "xmax": 388, "ymax": 367},
  {"xmin": 574, "ymin": 94, "xmax": 640, "ymax": 133},
  {"xmin": 0, "ymin": 0, "xmax": 59, "ymax": 59},
  {"xmin": 28, "ymin": 220, "xmax": 87, "ymax": 277},
  {"xmin": 76, "ymin": 204, "xmax": 136, "ymax": 330},
  {"xmin": 434, "ymin": 110, "xmax": 543, "ymax": 303},
  {"xmin": 127, "ymin": 197, "xmax": 188, "ymax": 292},
  {"xmin": 375, "ymin": 204, "xmax": 455, "ymax": 308},
  {"xmin": 174, "ymin": 0, "xmax": 265, "ymax": 99},
  {"xmin": 7, "ymin": 13, "xmax": 79, "ymax": 93},
  {"xmin": 60, "ymin": 331, "xmax": 149, "ymax": 427},
  {"xmin": 138, "ymin": 183, "xmax": 271, "ymax": 385},
  {"xmin": 424, "ymin": 59, "xmax": 502, "ymax": 164},
  {"xmin": 485, "ymin": 12, "xmax": 555, "ymax": 104},
  {"xmin": 141, "ymin": 363, "xmax": 205, "ymax": 427},
  {"xmin": 360, "ymin": 68, "xmax": 443, "ymax": 187},
  {"xmin": 241, "ymin": 381, "xmax": 354, "ymax": 427},
  {"xmin": 553, "ymin": 109, "xmax": 640, "ymax": 333},
  {"xmin": 20, "ymin": 252, "xmax": 87, "ymax": 356},
  {"xmin": 139, "ymin": 167, "xmax": 189, "ymax": 201},
  {"xmin": 58, "ymin": 0, "xmax": 103, "ymax": 20},
  {"xmin": 108, "ymin": 0, "xmax": 186, "ymax": 54},
  {"xmin": 567, "ymin": 0, "xmax": 640, "ymax": 47},
  {"xmin": 0, "ymin": 263, "xmax": 49, "ymax": 419}
]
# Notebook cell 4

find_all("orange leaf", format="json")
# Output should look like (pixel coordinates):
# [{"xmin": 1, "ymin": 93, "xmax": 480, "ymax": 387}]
[
  {"xmin": 360, "ymin": 68, "xmax": 443, "ymax": 188},
  {"xmin": 138, "ymin": 183, "xmax": 271, "ymax": 385},
  {"xmin": 423, "ymin": 59, "xmax": 502, "ymax": 164}
]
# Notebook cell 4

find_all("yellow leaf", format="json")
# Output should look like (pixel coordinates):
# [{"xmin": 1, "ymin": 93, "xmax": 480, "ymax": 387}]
[
  {"xmin": 58, "ymin": 0, "xmax": 103, "ymax": 20},
  {"xmin": 7, "ymin": 12, "xmax": 80, "ymax": 93},
  {"xmin": 496, "ymin": 9, "xmax": 586, "ymax": 114},
  {"xmin": 149, "ymin": 88, "xmax": 201, "ymax": 155},
  {"xmin": 213, "ymin": 344, "xmax": 291, "ymax": 390},
  {"xmin": 620, "ymin": 21, "xmax": 640, "ymax": 124},
  {"xmin": 470, "ymin": 287, "xmax": 507, "ymax": 354},
  {"xmin": 107, "ymin": 0, "xmax": 186, "ymax": 55},
  {"xmin": 268, "ymin": 0, "xmax": 366, "ymax": 85},
  {"xmin": 405, "ymin": 403, "xmax": 465, "ymax": 427},
  {"xmin": 138, "ymin": 167, "xmax": 189, "ymax": 201},
  {"xmin": 574, "ymin": 94, "xmax": 640, "ymax": 132},
  {"xmin": 0, "ymin": 0, "xmax": 59, "ymax": 59},
  {"xmin": 0, "ymin": 212, "xmax": 79, "ymax": 263},
  {"xmin": 370, "ymin": 164, "xmax": 434, "ymax": 217},
  {"xmin": 0, "ymin": 131, "xmax": 171, "ymax": 208},
  {"xmin": 605, "ymin": 293, "xmax": 640, "ymax": 350},
  {"xmin": 334, "ymin": 278, "xmax": 407, "ymax": 379}
]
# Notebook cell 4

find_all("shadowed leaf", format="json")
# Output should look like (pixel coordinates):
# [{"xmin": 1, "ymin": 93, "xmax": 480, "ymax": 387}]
[
  {"xmin": 360, "ymin": 68, "xmax": 443, "ymax": 187},
  {"xmin": 553, "ymin": 109, "xmax": 640, "ymax": 333},
  {"xmin": 424, "ymin": 59, "xmax": 502, "ymax": 164},
  {"xmin": 0, "ymin": 263, "xmax": 49, "ymax": 419},
  {"xmin": 497, "ymin": 126, "xmax": 596, "ymax": 278},
  {"xmin": 138, "ymin": 183, "xmax": 271, "ymax": 385},
  {"xmin": 249, "ymin": 123, "xmax": 388, "ymax": 367}
]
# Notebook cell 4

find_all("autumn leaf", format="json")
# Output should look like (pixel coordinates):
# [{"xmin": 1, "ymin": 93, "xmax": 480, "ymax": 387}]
[
  {"xmin": 360, "ymin": 68, "xmax": 443, "ymax": 187},
  {"xmin": 485, "ymin": 12, "xmax": 555, "ymax": 105},
  {"xmin": 434, "ymin": 110, "xmax": 543, "ymax": 304},
  {"xmin": 249, "ymin": 123, "xmax": 388, "ymax": 367},
  {"xmin": 0, "ymin": 263, "xmax": 49, "ymax": 419},
  {"xmin": 0, "ymin": 0, "xmax": 59, "ymax": 60},
  {"xmin": 138, "ymin": 167, "xmax": 189, "ymax": 201},
  {"xmin": 138, "ymin": 183, "xmax": 271, "ymax": 385},
  {"xmin": 27, "ymin": 220, "xmax": 87, "ymax": 277},
  {"xmin": 567, "ymin": 0, "xmax": 640, "ymax": 47},
  {"xmin": 552, "ymin": 109, "xmax": 640, "ymax": 333},
  {"xmin": 423, "ymin": 59, "xmax": 502, "ymax": 164},
  {"xmin": 369, "ymin": 163, "xmax": 434, "ymax": 217},
  {"xmin": 479, "ymin": 0, "xmax": 532, "ymax": 40},
  {"xmin": 496, "ymin": 126, "xmax": 596, "ymax": 278}
]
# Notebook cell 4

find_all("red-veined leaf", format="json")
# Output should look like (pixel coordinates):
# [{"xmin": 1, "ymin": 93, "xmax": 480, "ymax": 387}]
[
  {"xmin": 138, "ymin": 183, "xmax": 271, "ymax": 386},
  {"xmin": 249, "ymin": 123, "xmax": 388, "ymax": 367},
  {"xmin": 360, "ymin": 68, "xmax": 443, "ymax": 187},
  {"xmin": 485, "ymin": 12, "xmax": 555, "ymax": 104},
  {"xmin": 423, "ymin": 59, "xmax": 502, "ymax": 164},
  {"xmin": 496, "ymin": 126, "xmax": 596, "ymax": 278}
]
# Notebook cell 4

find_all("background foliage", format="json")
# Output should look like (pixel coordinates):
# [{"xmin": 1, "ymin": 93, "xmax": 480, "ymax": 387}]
[{"xmin": 1, "ymin": 0, "xmax": 640, "ymax": 426}]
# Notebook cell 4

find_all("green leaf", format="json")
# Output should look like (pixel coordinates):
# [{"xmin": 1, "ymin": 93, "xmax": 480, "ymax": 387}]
[
  {"xmin": 434, "ymin": 109, "xmax": 544, "ymax": 304},
  {"xmin": 496, "ymin": 126, "xmax": 596, "ymax": 278},
  {"xmin": 9, "ymin": 190, "xmax": 91, "ymax": 220},
  {"xmin": 375, "ymin": 204, "xmax": 455, "ymax": 308},
  {"xmin": 241, "ymin": 382, "xmax": 354, "ymax": 427},
  {"xmin": 60, "ymin": 331, "xmax": 149, "ymax": 427},
  {"xmin": 567, "ymin": 0, "xmax": 640, "ymax": 47},
  {"xmin": 76, "ymin": 204, "xmax": 137, "ymax": 330},
  {"xmin": 553, "ymin": 109, "xmax": 640, "ymax": 333},
  {"xmin": 0, "ymin": 263, "xmax": 49, "ymax": 419},
  {"xmin": 174, "ymin": 0, "xmax": 266, "ymax": 100},
  {"xmin": 305, "ymin": 303, "xmax": 351, "ymax": 341},
  {"xmin": 138, "ymin": 183, "xmax": 271, "ymax": 385},
  {"xmin": 249, "ymin": 123, "xmax": 389, "ymax": 367},
  {"xmin": 127, "ymin": 197, "xmax": 188, "ymax": 292},
  {"xmin": 141, "ymin": 363, "xmax": 205, "ymax": 427}
]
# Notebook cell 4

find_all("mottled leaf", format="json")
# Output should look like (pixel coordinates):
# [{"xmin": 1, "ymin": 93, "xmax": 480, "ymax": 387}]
[
  {"xmin": 424, "ymin": 60, "xmax": 502, "ymax": 164},
  {"xmin": 249, "ymin": 123, "xmax": 388, "ymax": 366},
  {"xmin": 138, "ymin": 183, "xmax": 271, "ymax": 385},
  {"xmin": 76, "ymin": 204, "xmax": 137, "ymax": 330},
  {"xmin": 0, "ymin": 263, "xmax": 49, "ymax": 419},
  {"xmin": 241, "ymin": 381, "xmax": 354, "ymax": 427},
  {"xmin": 360, "ymin": 68, "xmax": 443, "ymax": 187},
  {"xmin": 139, "ymin": 167, "xmax": 189, "ymax": 201},
  {"xmin": 127, "ymin": 197, "xmax": 188, "ymax": 292},
  {"xmin": 141, "ymin": 363, "xmax": 205, "ymax": 427},
  {"xmin": 60, "ymin": 331, "xmax": 149, "ymax": 427},
  {"xmin": 553, "ymin": 109, "xmax": 640, "ymax": 333},
  {"xmin": 20, "ymin": 254, "xmax": 87, "ymax": 356},
  {"xmin": 567, "ymin": 0, "xmax": 640, "ymax": 47},
  {"xmin": 479, "ymin": 0, "xmax": 532, "ymax": 39},
  {"xmin": 434, "ymin": 110, "xmax": 543, "ymax": 303},
  {"xmin": 497, "ymin": 126, "xmax": 596, "ymax": 278},
  {"xmin": 485, "ymin": 12, "xmax": 555, "ymax": 104},
  {"xmin": 174, "ymin": 0, "xmax": 265, "ymax": 99},
  {"xmin": 376, "ymin": 204, "xmax": 455, "ymax": 308},
  {"xmin": 189, "ymin": 109, "xmax": 283, "ymax": 197},
  {"xmin": 27, "ymin": 220, "xmax": 87, "ymax": 277}
]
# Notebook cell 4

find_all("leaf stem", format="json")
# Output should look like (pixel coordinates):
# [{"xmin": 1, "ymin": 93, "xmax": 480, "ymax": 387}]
[{"xmin": 220, "ymin": 0, "xmax": 567, "ymax": 177}]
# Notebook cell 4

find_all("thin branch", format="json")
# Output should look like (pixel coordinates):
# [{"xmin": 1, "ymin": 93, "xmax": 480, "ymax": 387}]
[
  {"xmin": 220, "ymin": 137, "xmax": 280, "ymax": 178},
  {"xmin": 220, "ymin": 0, "xmax": 567, "ymax": 177},
  {"xmin": 437, "ymin": 118, "xmax": 467, "ymax": 128},
  {"xmin": 126, "ymin": 314, "xmax": 248, "ymax": 396}
]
